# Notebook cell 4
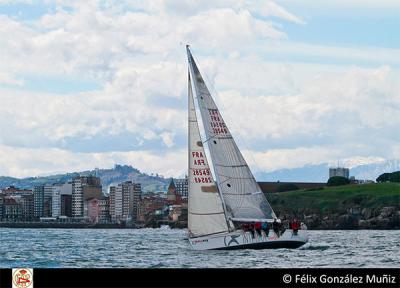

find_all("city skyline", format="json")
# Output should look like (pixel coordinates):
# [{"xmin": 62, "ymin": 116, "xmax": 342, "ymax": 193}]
[{"xmin": 0, "ymin": 1, "xmax": 399, "ymax": 179}]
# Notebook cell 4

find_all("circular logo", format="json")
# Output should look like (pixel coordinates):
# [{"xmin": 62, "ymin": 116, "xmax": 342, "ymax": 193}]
[
  {"xmin": 12, "ymin": 268, "xmax": 33, "ymax": 288},
  {"xmin": 282, "ymin": 274, "xmax": 292, "ymax": 284}
]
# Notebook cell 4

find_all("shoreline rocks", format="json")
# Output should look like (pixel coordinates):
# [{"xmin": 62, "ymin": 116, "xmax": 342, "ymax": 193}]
[{"xmin": 286, "ymin": 206, "xmax": 399, "ymax": 230}]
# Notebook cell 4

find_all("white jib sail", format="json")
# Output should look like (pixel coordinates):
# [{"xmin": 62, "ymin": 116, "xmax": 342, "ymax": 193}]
[
  {"xmin": 187, "ymin": 47, "xmax": 277, "ymax": 221},
  {"xmin": 188, "ymin": 71, "xmax": 230, "ymax": 238}
]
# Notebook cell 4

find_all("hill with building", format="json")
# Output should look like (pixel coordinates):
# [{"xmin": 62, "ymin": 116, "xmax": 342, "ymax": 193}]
[
  {"xmin": 0, "ymin": 164, "xmax": 170, "ymax": 193},
  {"xmin": 265, "ymin": 182, "xmax": 400, "ymax": 229}
]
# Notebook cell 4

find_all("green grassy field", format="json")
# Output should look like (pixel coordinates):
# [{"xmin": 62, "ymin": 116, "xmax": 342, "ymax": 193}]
[{"xmin": 265, "ymin": 182, "xmax": 400, "ymax": 215}]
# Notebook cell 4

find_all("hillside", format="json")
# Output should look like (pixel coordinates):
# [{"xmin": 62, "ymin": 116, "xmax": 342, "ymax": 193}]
[
  {"xmin": 0, "ymin": 165, "xmax": 170, "ymax": 193},
  {"xmin": 265, "ymin": 183, "xmax": 400, "ymax": 229}
]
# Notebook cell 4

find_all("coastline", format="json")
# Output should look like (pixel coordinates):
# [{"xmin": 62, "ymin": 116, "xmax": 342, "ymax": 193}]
[
  {"xmin": 0, "ymin": 222, "xmax": 131, "ymax": 229},
  {"xmin": 0, "ymin": 221, "xmax": 188, "ymax": 229},
  {"xmin": 0, "ymin": 222, "xmax": 398, "ymax": 230}
]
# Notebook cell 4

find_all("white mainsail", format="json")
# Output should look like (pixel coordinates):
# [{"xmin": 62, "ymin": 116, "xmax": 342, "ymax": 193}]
[
  {"xmin": 187, "ymin": 46, "xmax": 277, "ymax": 222},
  {"xmin": 188, "ymin": 71, "xmax": 230, "ymax": 237}
]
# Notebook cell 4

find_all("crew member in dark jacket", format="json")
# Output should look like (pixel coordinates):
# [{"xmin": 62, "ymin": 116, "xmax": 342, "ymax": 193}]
[{"xmin": 272, "ymin": 219, "xmax": 280, "ymax": 237}]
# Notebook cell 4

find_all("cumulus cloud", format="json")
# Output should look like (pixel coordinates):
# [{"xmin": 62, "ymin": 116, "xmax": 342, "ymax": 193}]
[
  {"xmin": 214, "ymin": 60, "xmax": 400, "ymax": 141},
  {"xmin": 0, "ymin": 144, "xmax": 186, "ymax": 178}
]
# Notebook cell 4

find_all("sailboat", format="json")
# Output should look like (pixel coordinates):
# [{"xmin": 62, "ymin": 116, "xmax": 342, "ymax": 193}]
[{"xmin": 186, "ymin": 45, "xmax": 308, "ymax": 250}]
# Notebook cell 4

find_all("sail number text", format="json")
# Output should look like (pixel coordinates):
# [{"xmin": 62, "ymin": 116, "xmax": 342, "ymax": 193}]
[
  {"xmin": 191, "ymin": 151, "xmax": 213, "ymax": 183},
  {"xmin": 208, "ymin": 109, "xmax": 228, "ymax": 135}
]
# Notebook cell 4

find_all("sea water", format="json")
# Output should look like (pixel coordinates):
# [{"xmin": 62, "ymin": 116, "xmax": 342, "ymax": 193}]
[{"xmin": 1, "ymin": 228, "xmax": 399, "ymax": 268}]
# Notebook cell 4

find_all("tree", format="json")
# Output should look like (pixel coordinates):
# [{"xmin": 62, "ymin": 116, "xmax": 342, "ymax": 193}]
[
  {"xmin": 376, "ymin": 171, "xmax": 400, "ymax": 183},
  {"xmin": 277, "ymin": 183, "xmax": 299, "ymax": 192},
  {"xmin": 327, "ymin": 176, "xmax": 350, "ymax": 186}
]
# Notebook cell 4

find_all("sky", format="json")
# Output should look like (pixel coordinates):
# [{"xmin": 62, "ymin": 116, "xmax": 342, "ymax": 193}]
[{"xmin": 0, "ymin": 0, "xmax": 399, "ymax": 178}]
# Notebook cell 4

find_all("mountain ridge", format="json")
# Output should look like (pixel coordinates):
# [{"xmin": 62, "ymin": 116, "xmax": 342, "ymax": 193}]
[{"xmin": 1, "ymin": 159, "xmax": 399, "ymax": 192}]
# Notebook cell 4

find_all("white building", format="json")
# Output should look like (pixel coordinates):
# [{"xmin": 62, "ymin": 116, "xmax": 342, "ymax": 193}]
[
  {"xmin": 329, "ymin": 167, "xmax": 350, "ymax": 179},
  {"xmin": 109, "ymin": 185, "xmax": 122, "ymax": 222},
  {"xmin": 51, "ymin": 185, "xmax": 61, "ymax": 218},
  {"xmin": 72, "ymin": 177, "xmax": 83, "ymax": 217},
  {"xmin": 72, "ymin": 176, "xmax": 101, "ymax": 218},
  {"xmin": 131, "ymin": 183, "xmax": 141, "ymax": 221},
  {"xmin": 44, "ymin": 184, "xmax": 53, "ymax": 217},
  {"xmin": 175, "ymin": 176, "xmax": 188, "ymax": 197},
  {"xmin": 52, "ymin": 182, "xmax": 72, "ymax": 218},
  {"xmin": 60, "ymin": 182, "xmax": 72, "ymax": 195},
  {"xmin": 109, "ymin": 181, "xmax": 141, "ymax": 222}
]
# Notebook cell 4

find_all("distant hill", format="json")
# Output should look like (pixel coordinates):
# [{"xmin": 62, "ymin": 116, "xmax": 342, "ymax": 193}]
[
  {"xmin": 0, "ymin": 165, "xmax": 170, "ymax": 193},
  {"xmin": 255, "ymin": 159, "xmax": 400, "ymax": 183}
]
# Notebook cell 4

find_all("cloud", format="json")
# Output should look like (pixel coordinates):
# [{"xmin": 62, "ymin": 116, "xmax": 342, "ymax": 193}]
[
  {"xmin": 0, "ymin": 0, "xmax": 33, "ymax": 4},
  {"xmin": 0, "ymin": 1, "xmax": 296, "ymax": 148},
  {"xmin": 242, "ymin": 150, "xmax": 391, "ymax": 173},
  {"xmin": 0, "ymin": 72, "xmax": 24, "ymax": 86},
  {"xmin": 250, "ymin": 41, "xmax": 400, "ymax": 66},
  {"xmin": 251, "ymin": 1, "xmax": 305, "ymax": 25},
  {"xmin": 0, "ymin": 1, "xmax": 295, "ymax": 80},
  {"xmin": 280, "ymin": 0, "xmax": 400, "ymax": 9},
  {"xmin": 0, "ymin": 0, "xmax": 398, "ymax": 178},
  {"xmin": 0, "ymin": 144, "xmax": 186, "ymax": 178},
  {"xmin": 159, "ymin": 132, "xmax": 175, "ymax": 148},
  {"xmin": 242, "ymin": 146, "xmax": 342, "ymax": 172},
  {"xmin": 214, "ymin": 60, "xmax": 400, "ymax": 140},
  {"xmin": 0, "ymin": 87, "xmax": 185, "ymax": 147}
]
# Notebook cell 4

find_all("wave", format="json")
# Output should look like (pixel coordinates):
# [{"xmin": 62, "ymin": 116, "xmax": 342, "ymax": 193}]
[{"xmin": 299, "ymin": 244, "xmax": 330, "ymax": 251}]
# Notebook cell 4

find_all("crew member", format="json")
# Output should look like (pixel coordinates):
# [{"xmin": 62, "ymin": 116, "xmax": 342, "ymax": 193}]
[
  {"xmin": 261, "ymin": 222, "xmax": 269, "ymax": 236},
  {"xmin": 255, "ymin": 221, "xmax": 262, "ymax": 237},
  {"xmin": 291, "ymin": 218, "xmax": 300, "ymax": 235},
  {"xmin": 249, "ymin": 222, "xmax": 255, "ymax": 238},
  {"xmin": 272, "ymin": 219, "xmax": 280, "ymax": 237}
]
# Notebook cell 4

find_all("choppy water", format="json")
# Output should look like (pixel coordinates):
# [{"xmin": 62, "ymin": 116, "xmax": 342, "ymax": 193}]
[{"xmin": 1, "ymin": 228, "xmax": 399, "ymax": 268}]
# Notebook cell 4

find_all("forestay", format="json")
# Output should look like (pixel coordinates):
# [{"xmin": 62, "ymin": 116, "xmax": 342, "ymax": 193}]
[
  {"xmin": 187, "ymin": 47, "xmax": 277, "ymax": 221},
  {"xmin": 188, "ymin": 71, "xmax": 229, "ymax": 237}
]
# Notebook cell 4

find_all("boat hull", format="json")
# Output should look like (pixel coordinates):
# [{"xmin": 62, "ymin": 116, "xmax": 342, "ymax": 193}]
[{"xmin": 189, "ymin": 229, "xmax": 308, "ymax": 250}]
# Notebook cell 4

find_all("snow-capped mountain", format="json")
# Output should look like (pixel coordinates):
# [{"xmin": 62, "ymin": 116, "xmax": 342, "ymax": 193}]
[{"xmin": 255, "ymin": 159, "xmax": 400, "ymax": 183}]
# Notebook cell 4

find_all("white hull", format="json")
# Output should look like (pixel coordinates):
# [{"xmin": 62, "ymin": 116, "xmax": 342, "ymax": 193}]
[{"xmin": 189, "ymin": 229, "xmax": 308, "ymax": 250}]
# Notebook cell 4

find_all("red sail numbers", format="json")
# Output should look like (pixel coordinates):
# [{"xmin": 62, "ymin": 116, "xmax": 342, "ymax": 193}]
[
  {"xmin": 193, "ymin": 168, "xmax": 211, "ymax": 176},
  {"xmin": 192, "ymin": 151, "xmax": 205, "ymax": 166},
  {"xmin": 208, "ymin": 109, "xmax": 228, "ymax": 135},
  {"xmin": 191, "ymin": 151, "xmax": 213, "ymax": 183}
]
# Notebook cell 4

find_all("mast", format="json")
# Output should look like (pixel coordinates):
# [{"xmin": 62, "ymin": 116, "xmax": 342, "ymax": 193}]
[{"xmin": 187, "ymin": 45, "xmax": 234, "ymax": 232}]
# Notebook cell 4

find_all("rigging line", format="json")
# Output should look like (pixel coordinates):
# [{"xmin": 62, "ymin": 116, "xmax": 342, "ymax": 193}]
[
  {"xmin": 215, "ymin": 164, "xmax": 247, "ymax": 168},
  {"xmin": 217, "ymin": 175, "xmax": 254, "ymax": 181}
]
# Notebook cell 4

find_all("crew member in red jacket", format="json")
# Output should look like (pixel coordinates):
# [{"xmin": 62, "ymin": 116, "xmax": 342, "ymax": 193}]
[{"xmin": 291, "ymin": 218, "xmax": 300, "ymax": 235}]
